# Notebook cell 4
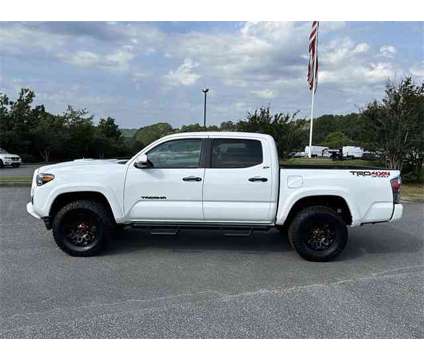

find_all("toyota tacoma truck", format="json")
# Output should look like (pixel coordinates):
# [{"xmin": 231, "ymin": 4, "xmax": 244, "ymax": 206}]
[{"xmin": 26, "ymin": 132, "xmax": 403, "ymax": 261}]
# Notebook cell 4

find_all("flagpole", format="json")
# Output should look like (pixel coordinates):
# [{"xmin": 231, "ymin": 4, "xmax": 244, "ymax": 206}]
[{"xmin": 308, "ymin": 33, "xmax": 318, "ymax": 158}]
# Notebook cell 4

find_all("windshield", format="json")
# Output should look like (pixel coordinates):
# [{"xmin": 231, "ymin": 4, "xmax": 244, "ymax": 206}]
[{"xmin": 0, "ymin": 148, "xmax": 8, "ymax": 154}]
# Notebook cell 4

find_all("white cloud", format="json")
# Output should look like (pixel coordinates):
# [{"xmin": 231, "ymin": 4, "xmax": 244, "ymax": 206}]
[
  {"xmin": 164, "ymin": 58, "xmax": 201, "ymax": 86},
  {"xmin": 319, "ymin": 62, "xmax": 395, "ymax": 85},
  {"xmin": 64, "ymin": 50, "xmax": 100, "ymax": 67},
  {"xmin": 168, "ymin": 22, "xmax": 307, "ymax": 85},
  {"xmin": 62, "ymin": 48, "xmax": 135, "ymax": 70},
  {"xmin": 380, "ymin": 45, "xmax": 397, "ymax": 58},
  {"xmin": 0, "ymin": 23, "xmax": 65, "ymax": 54},
  {"xmin": 0, "ymin": 22, "xmax": 156, "ymax": 72},
  {"xmin": 0, "ymin": 21, "xmax": 420, "ymax": 127},
  {"xmin": 251, "ymin": 89, "xmax": 277, "ymax": 99},
  {"xmin": 410, "ymin": 62, "xmax": 424, "ymax": 77},
  {"xmin": 353, "ymin": 42, "xmax": 370, "ymax": 54}
]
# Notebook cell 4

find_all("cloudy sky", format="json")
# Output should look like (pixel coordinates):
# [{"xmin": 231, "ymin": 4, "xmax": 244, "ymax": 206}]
[{"xmin": 0, "ymin": 21, "xmax": 422, "ymax": 128}]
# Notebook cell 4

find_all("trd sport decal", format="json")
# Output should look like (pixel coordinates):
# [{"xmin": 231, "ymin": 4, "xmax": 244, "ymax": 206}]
[{"xmin": 350, "ymin": 170, "xmax": 390, "ymax": 177}]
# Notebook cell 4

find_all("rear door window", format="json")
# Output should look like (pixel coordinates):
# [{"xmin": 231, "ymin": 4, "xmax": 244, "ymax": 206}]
[{"xmin": 211, "ymin": 139, "xmax": 263, "ymax": 168}]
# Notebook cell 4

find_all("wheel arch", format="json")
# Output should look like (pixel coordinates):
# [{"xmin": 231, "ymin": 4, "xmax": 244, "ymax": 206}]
[
  {"xmin": 49, "ymin": 191, "xmax": 116, "ymax": 224},
  {"xmin": 282, "ymin": 195, "xmax": 353, "ymax": 227}
]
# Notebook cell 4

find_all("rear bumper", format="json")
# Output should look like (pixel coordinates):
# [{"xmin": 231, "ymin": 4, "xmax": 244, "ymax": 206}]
[{"xmin": 390, "ymin": 204, "xmax": 403, "ymax": 222}]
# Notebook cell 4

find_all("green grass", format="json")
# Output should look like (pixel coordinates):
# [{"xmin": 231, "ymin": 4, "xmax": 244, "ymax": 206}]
[
  {"xmin": 402, "ymin": 183, "xmax": 424, "ymax": 202},
  {"xmin": 0, "ymin": 176, "xmax": 32, "ymax": 186}
]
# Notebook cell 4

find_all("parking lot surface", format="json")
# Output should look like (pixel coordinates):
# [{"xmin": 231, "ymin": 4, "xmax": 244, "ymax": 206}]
[
  {"xmin": 0, "ymin": 187, "xmax": 423, "ymax": 338},
  {"xmin": 0, "ymin": 164, "xmax": 42, "ymax": 177}
]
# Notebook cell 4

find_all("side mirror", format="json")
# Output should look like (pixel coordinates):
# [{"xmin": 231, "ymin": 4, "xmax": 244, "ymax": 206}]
[{"xmin": 134, "ymin": 154, "xmax": 152, "ymax": 169}]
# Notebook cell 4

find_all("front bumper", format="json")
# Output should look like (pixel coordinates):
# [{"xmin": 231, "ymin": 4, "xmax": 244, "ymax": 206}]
[
  {"xmin": 27, "ymin": 202, "xmax": 52, "ymax": 229},
  {"xmin": 390, "ymin": 204, "xmax": 403, "ymax": 222},
  {"xmin": 26, "ymin": 202, "xmax": 41, "ymax": 219},
  {"xmin": 3, "ymin": 159, "xmax": 21, "ymax": 165}
]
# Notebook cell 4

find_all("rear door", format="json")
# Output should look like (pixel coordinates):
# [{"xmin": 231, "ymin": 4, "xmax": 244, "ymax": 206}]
[{"xmin": 202, "ymin": 137, "xmax": 274, "ymax": 223}]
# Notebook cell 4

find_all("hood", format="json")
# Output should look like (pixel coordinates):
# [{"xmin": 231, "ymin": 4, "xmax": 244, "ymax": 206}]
[
  {"xmin": 0, "ymin": 152, "xmax": 20, "ymax": 157},
  {"xmin": 37, "ymin": 158, "xmax": 128, "ymax": 174}
]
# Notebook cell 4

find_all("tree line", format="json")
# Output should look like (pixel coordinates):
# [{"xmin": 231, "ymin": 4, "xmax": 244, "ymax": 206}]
[{"xmin": 0, "ymin": 77, "xmax": 423, "ymax": 181}]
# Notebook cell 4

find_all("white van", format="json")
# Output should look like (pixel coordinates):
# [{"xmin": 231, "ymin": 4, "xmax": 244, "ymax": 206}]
[
  {"xmin": 304, "ymin": 146, "xmax": 330, "ymax": 157},
  {"xmin": 343, "ymin": 146, "xmax": 364, "ymax": 159}
]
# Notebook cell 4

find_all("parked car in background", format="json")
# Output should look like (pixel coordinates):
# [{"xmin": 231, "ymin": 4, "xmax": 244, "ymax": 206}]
[
  {"xmin": 304, "ymin": 146, "xmax": 329, "ymax": 158},
  {"xmin": 329, "ymin": 149, "xmax": 343, "ymax": 160},
  {"xmin": 0, "ymin": 148, "xmax": 22, "ymax": 168},
  {"xmin": 342, "ymin": 146, "xmax": 364, "ymax": 159},
  {"xmin": 289, "ymin": 151, "xmax": 306, "ymax": 158},
  {"xmin": 362, "ymin": 150, "xmax": 381, "ymax": 161}
]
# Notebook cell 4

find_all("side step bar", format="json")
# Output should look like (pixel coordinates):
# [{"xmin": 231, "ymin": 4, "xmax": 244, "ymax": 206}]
[
  {"xmin": 130, "ymin": 223, "xmax": 272, "ymax": 237},
  {"xmin": 150, "ymin": 228, "xmax": 179, "ymax": 236}
]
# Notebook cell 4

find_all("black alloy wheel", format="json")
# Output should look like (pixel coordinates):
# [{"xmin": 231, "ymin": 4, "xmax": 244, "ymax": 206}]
[
  {"xmin": 52, "ymin": 200, "xmax": 114, "ymax": 256},
  {"xmin": 288, "ymin": 205, "xmax": 348, "ymax": 261},
  {"xmin": 61, "ymin": 209, "xmax": 101, "ymax": 251}
]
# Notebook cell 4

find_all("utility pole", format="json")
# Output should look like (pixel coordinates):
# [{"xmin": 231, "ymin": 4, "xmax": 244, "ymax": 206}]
[{"xmin": 202, "ymin": 88, "xmax": 209, "ymax": 128}]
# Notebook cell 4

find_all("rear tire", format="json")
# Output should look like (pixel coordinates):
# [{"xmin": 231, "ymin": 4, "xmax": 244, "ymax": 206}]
[
  {"xmin": 52, "ymin": 200, "xmax": 114, "ymax": 256},
  {"xmin": 288, "ymin": 206, "xmax": 347, "ymax": 262}
]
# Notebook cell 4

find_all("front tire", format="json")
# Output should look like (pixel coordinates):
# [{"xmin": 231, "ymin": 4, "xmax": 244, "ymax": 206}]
[
  {"xmin": 0, "ymin": 160, "xmax": 4, "ymax": 168},
  {"xmin": 288, "ymin": 206, "xmax": 348, "ymax": 262},
  {"xmin": 52, "ymin": 200, "xmax": 114, "ymax": 256}
]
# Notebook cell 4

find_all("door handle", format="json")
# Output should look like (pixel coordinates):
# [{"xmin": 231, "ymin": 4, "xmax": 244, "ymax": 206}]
[
  {"xmin": 248, "ymin": 177, "xmax": 268, "ymax": 182},
  {"xmin": 182, "ymin": 176, "xmax": 202, "ymax": 182}
]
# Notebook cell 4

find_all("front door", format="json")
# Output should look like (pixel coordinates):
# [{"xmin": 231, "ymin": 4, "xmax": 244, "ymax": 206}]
[
  {"xmin": 202, "ymin": 137, "xmax": 274, "ymax": 223},
  {"xmin": 124, "ymin": 138, "xmax": 205, "ymax": 222}
]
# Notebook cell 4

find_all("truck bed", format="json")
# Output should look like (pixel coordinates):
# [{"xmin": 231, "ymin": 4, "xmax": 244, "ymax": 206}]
[{"xmin": 281, "ymin": 164, "xmax": 391, "ymax": 170}]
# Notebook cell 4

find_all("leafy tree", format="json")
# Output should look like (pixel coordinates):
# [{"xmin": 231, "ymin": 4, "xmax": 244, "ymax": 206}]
[
  {"xmin": 93, "ymin": 117, "xmax": 125, "ymax": 158},
  {"xmin": 62, "ymin": 106, "xmax": 95, "ymax": 159},
  {"xmin": 179, "ymin": 123, "xmax": 219, "ymax": 133},
  {"xmin": 322, "ymin": 131, "xmax": 353, "ymax": 149},
  {"xmin": 98, "ymin": 117, "xmax": 121, "ymax": 140},
  {"xmin": 31, "ymin": 113, "xmax": 67, "ymax": 162},
  {"xmin": 1, "ymin": 81, "xmax": 422, "ymax": 183},
  {"xmin": 362, "ymin": 77, "xmax": 424, "ymax": 170},
  {"xmin": 311, "ymin": 113, "xmax": 369, "ymax": 148},
  {"xmin": 134, "ymin": 122, "xmax": 174, "ymax": 146},
  {"xmin": 219, "ymin": 121, "xmax": 238, "ymax": 131},
  {"xmin": 237, "ymin": 107, "xmax": 305, "ymax": 158}
]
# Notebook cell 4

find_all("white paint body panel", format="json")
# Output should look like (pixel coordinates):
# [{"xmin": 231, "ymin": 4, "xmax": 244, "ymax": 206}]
[
  {"xmin": 202, "ymin": 133, "xmax": 278, "ymax": 223},
  {"xmin": 276, "ymin": 168, "xmax": 400, "ymax": 226},
  {"xmin": 27, "ymin": 132, "xmax": 402, "ymax": 228},
  {"xmin": 124, "ymin": 167, "xmax": 205, "ymax": 221}
]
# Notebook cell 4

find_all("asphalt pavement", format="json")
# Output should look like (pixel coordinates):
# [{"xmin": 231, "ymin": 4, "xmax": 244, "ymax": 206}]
[
  {"xmin": 0, "ymin": 187, "xmax": 423, "ymax": 338},
  {"xmin": 0, "ymin": 164, "xmax": 43, "ymax": 177}
]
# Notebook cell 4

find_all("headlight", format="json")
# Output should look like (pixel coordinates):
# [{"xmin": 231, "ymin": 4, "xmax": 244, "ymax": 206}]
[{"xmin": 36, "ymin": 173, "xmax": 55, "ymax": 186}]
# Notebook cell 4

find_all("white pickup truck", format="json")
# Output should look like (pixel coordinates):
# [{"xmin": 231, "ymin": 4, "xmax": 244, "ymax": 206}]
[{"xmin": 26, "ymin": 132, "xmax": 403, "ymax": 261}]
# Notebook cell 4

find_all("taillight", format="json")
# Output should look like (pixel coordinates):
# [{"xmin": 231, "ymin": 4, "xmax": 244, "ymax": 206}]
[{"xmin": 390, "ymin": 176, "xmax": 401, "ymax": 204}]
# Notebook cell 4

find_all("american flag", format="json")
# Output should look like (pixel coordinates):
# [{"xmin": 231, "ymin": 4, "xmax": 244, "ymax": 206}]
[{"xmin": 307, "ymin": 21, "xmax": 319, "ymax": 92}]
